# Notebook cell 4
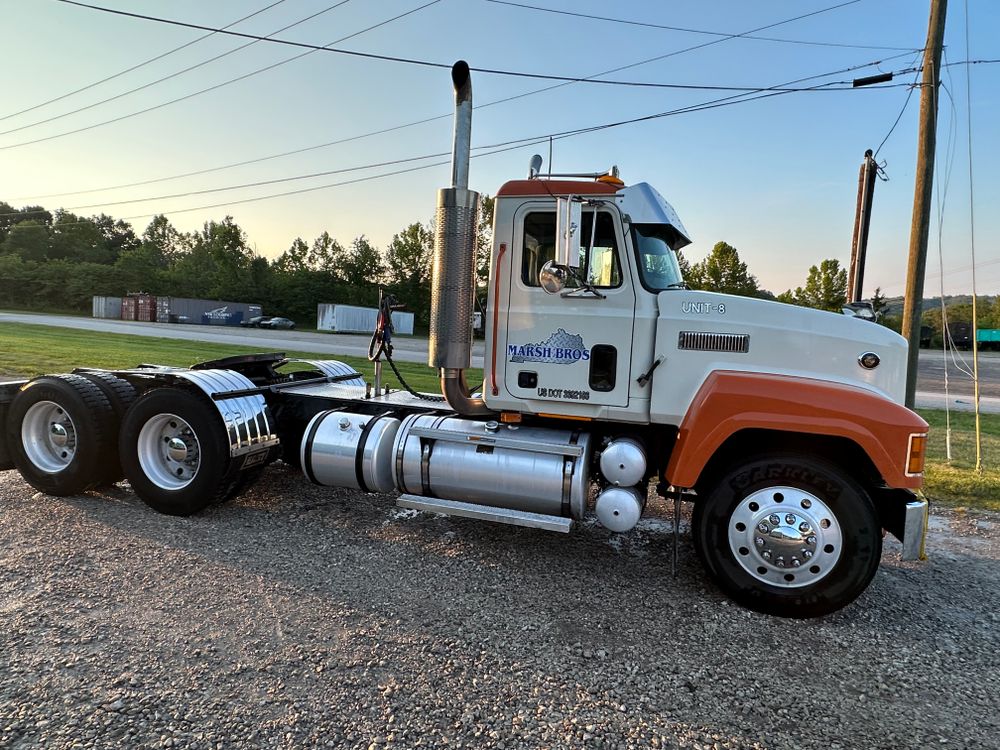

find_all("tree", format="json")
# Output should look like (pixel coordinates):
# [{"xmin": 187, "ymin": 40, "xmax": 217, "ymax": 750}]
[
  {"xmin": 791, "ymin": 259, "xmax": 848, "ymax": 311},
  {"xmin": 50, "ymin": 211, "xmax": 110, "ymax": 264},
  {"xmin": 272, "ymin": 237, "xmax": 310, "ymax": 273},
  {"xmin": 309, "ymin": 231, "xmax": 346, "ymax": 273},
  {"xmin": 1, "ymin": 220, "xmax": 49, "ymax": 261},
  {"xmin": 686, "ymin": 241, "xmax": 760, "ymax": 297},
  {"xmin": 342, "ymin": 235, "xmax": 384, "ymax": 284},
  {"xmin": 870, "ymin": 286, "xmax": 888, "ymax": 318},
  {"xmin": 475, "ymin": 194, "xmax": 495, "ymax": 292},
  {"xmin": 142, "ymin": 215, "xmax": 185, "ymax": 262}
]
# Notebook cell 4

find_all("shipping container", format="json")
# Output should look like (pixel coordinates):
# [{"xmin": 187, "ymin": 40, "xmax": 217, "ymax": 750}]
[
  {"xmin": 91, "ymin": 295, "xmax": 122, "ymax": 320},
  {"xmin": 156, "ymin": 297, "xmax": 263, "ymax": 326},
  {"xmin": 121, "ymin": 294, "xmax": 157, "ymax": 322},
  {"xmin": 976, "ymin": 328, "xmax": 1000, "ymax": 351},
  {"xmin": 316, "ymin": 304, "xmax": 414, "ymax": 335}
]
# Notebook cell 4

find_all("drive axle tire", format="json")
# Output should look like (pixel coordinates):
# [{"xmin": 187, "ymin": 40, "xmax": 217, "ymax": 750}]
[
  {"xmin": 6, "ymin": 374, "xmax": 116, "ymax": 496},
  {"xmin": 693, "ymin": 453, "xmax": 881, "ymax": 619},
  {"xmin": 119, "ymin": 388, "xmax": 234, "ymax": 516},
  {"xmin": 78, "ymin": 372, "xmax": 136, "ymax": 484}
]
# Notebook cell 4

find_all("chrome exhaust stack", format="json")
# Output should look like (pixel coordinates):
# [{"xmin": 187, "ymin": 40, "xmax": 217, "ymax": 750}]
[{"xmin": 429, "ymin": 61, "xmax": 491, "ymax": 416}]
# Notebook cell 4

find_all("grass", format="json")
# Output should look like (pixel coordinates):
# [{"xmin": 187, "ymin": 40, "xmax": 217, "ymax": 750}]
[
  {"xmin": 917, "ymin": 408, "xmax": 1000, "ymax": 511},
  {"xmin": 2, "ymin": 322, "xmax": 996, "ymax": 510},
  {"xmin": 0, "ymin": 322, "xmax": 468, "ymax": 395}
]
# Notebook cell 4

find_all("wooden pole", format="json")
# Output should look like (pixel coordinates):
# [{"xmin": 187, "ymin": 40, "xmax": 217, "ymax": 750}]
[{"xmin": 902, "ymin": 0, "xmax": 948, "ymax": 409}]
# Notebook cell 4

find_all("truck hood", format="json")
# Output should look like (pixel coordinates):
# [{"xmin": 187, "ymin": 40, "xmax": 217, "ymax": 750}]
[{"xmin": 649, "ymin": 290, "xmax": 908, "ymax": 424}]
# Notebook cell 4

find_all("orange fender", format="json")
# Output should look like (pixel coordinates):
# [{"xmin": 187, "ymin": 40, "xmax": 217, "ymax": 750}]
[{"xmin": 665, "ymin": 371, "xmax": 928, "ymax": 490}]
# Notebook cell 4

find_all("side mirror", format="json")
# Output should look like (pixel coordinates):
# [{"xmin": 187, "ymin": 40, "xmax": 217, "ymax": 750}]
[
  {"xmin": 539, "ymin": 260, "xmax": 569, "ymax": 294},
  {"xmin": 555, "ymin": 197, "xmax": 582, "ymax": 268}
]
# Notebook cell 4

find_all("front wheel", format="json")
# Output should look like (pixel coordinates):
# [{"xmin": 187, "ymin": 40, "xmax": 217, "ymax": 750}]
[
  {"xmin": 119, "ymin": 388, "xmax": 235, "ymax": 516},
  {"xmin": 692, "ymin": 454, "xmax": 882, "ymax": 618}
]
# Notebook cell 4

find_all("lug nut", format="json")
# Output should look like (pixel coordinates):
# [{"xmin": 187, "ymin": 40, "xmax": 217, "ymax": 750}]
[
  {"xmin": 803, "ymin": 549, "xmax": 814, "ymax": 559},
  {"xmin": 757, "ymin": 523, "xmax": 769, "ymax": 533},
  {"xmin": 799, "ymin": 521, "xmax": 810, "ymax": 533},
  {"xmin": 791, "ymin": 558, "xmax": 801, "ymax": 568},
  {"xmin": 775, "ymin": 556, "xmax": 786, "ymax": 567},
  {"xmin": 762, "ymin": 551, "xmax": 772, "ymax": 560},
  {"xmin": 755, "ymin": 537, "xmax": 765, "ymax": 548},
  {"xmin": 768, "ymin": 514, "xmax": 780, "ymax": 526},
  {"xmin": 806, "ymin": 535, "xmax": 817, "ymax": 546},
  {"xmin": 785, "ymin": 514, "xmax": 796, "ymax": 525}
]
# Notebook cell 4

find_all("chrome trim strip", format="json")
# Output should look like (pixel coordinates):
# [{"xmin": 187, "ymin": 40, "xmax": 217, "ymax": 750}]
[{"xmin": 407, "ymin": 427, "xmax": 585, "ymax": 457}]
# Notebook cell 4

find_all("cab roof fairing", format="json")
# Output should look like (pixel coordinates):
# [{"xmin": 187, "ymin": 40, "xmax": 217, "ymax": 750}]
[{"xmin": 616, "ymin": 182, "xmax": 692, "ymax": 250}]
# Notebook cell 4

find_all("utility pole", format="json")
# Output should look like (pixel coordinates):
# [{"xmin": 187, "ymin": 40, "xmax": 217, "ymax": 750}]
[
  {"xmin": 848, "ymin": 149, "xmax": 878, "ymax": 302},
  {"xmin": 902, "ymin": 0, "xmax": 948, "ymax": 408}
]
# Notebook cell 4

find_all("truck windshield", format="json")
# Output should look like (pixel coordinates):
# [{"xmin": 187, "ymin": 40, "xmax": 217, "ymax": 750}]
[{"xmin": 632, "ymin": 224, "xmax": 684, "ymax": 291}]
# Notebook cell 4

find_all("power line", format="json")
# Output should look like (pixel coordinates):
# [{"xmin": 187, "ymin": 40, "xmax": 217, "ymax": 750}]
[
  {"xmin": 1, "ymin": 0, "xmax": 888, "ymax": 159},
  {"xmin": 873, "ymin": 53, "xmax": 924, "ymax": 157},
  {"xmin": 0, "ymin": 0, "xmax": 289, "ymax": 124},
  {"xmin": 48, "ymin": 0, "xmax": 872, "ymax": 93},
  {"xmin": 484, "ymin": 0, "xmax": 921, "ymax": 52},
  {"xmin": 0, "ymin": 1, "xmax": 353, "ymax": 137},
  {"xmin": 10, "ymin": 52, "xmax": 914, "ymax": 206},
  {"xmin": 3, "ymin": 60, "xmax": 893, "ymax": 222},
  {"xmin": 0, "ymin": 0, "xmax": 442, "ymax": 152}
]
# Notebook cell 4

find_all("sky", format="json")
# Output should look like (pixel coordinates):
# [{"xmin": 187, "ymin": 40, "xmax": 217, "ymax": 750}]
[{"xmin": 1, "ymin": 0, "xmax": 997, "ymax": 298}]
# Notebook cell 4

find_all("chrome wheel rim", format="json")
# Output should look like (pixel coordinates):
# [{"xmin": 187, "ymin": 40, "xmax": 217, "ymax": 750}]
[
  {"xmin": 21, "ymin": 400, "xmax": 78, "ymax": 473},
  {"xmin": 137, "ymin": 414, "xmax": 201, "ymax": 490},
  {"xmin": 728, "ymin": 486, "xmax": 843, "ymax": 588}
]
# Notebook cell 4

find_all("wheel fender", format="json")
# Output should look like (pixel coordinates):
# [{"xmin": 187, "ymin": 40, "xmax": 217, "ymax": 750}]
[
  {"xmin": 665, "ymin": 371, "xmax": 928, "ymax": 490},
  {"xmin": 283, "ymin": 359, "xmax": 365, "ymax": 386},
  {"xmin": 162, "ymin": 369, "xmax": 280, "ymax": 458}
]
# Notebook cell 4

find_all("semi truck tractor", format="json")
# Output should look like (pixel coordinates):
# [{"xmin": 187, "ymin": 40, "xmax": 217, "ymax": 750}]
[{"xmin": 0, "ymin": 62, "xmax": 928, "ymax": 618}]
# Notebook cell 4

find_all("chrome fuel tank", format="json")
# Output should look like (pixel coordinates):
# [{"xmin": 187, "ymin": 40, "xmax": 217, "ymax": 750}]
[
  {"xmin": 301, "ymin": 410, "xmax": 401, "ymax": 493},
  {"xmin": 393, "ymin": 415, "xmax": 592, "ymax": 518}
]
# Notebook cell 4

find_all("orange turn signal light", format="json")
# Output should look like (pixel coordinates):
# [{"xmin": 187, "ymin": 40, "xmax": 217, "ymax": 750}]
[
  {"xmin": 500, "ymin": 411, "xmax": 522, "ymax": 423},
  {"xmin": 906, "ymin": 433, "xmax": 928, "ymax": 476}
]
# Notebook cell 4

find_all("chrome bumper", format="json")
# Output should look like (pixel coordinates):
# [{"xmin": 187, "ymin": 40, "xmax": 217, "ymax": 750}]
[{"xmin": 901, "ymin": 497, "xmax": 929, "ymax": 561}]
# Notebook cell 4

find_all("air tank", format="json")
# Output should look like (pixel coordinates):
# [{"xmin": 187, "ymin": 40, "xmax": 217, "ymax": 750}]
[{"xmin": 599, "ymin": 437, "xmax": 647, "ymax": 486}]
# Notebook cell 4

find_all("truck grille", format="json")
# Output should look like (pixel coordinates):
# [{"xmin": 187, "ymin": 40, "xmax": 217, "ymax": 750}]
[{"xmin": 677, "ymin": 331, "xmax": 750, "ymax": 354}]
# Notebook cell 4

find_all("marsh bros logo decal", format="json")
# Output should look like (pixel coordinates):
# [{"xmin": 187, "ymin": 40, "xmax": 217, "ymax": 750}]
[{"xmin": 508, "ymin": 328, "xmax": 590, "ymax": 364}]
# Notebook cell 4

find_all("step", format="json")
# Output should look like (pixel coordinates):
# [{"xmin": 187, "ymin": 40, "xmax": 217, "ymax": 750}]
[{"xmin": 396, "ymin": 494, "xmax": 573, "ymax": 533}]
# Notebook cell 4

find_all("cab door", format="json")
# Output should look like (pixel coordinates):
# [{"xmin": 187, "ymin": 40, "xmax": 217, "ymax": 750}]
[{"xmin": 503, "ymin": 201, "xmax": 636, "ymax": 409}]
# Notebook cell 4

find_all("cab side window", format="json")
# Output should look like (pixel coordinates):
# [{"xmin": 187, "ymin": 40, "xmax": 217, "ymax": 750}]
[{"xmin": 521, "ymin": 210, "xmax": 622, "ymax": 288}]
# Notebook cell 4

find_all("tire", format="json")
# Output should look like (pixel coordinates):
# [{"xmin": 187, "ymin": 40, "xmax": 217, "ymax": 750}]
[
  {"xmin": 6, "ymin": 374, "xmax": 116, "ymax": 496},
  {"xmin": 119, "ymin": 387, "xmax": 235, "ymax": 516},
  {"xmin": 78, "ymin": 372, "xmax": 137, "ymax": 484},
  {"xmin": 692, "ymin": 453, "xmax": 882, "ymax": 619}
]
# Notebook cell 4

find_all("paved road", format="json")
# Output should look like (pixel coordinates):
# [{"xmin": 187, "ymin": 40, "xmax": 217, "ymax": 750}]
[
  {"xmin": 3, "ymin": 311, "xmax": 997, "ymax": 412},
  {"xmin": 0, "ymin": 311, "xmax": 486, "ymax": 367}
]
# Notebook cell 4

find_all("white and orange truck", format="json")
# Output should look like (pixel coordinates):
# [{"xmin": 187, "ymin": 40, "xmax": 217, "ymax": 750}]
[{"xmin": 0, "ymin": 62, "xmax": 928, "ymax": 617}]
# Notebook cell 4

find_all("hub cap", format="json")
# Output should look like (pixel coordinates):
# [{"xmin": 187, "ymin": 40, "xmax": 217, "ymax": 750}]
[
  {"xmin": 21, "ymin": 401, "xmax": 78, "ymax": 473},
  {"xmin": 728, "ymin": 486, "xmax": 842, "ymax": 588},
  {"xmin": 137, "ymin": 414, "xmax": 201, "ymax": 490}
]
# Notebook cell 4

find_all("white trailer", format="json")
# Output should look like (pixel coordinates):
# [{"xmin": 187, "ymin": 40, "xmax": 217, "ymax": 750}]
[{"xmin": 317, "ymin": 304, "xmax": 414, "ymax": 335}]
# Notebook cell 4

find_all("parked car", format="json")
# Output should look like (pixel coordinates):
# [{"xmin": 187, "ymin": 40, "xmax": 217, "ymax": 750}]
[
  {"xmin": 240, "ymin": 316, "xmax": 273, "ymax": 328},
  {"xmin": 260, "ymin": 316, "xmax": 295, "ymax": 330}
]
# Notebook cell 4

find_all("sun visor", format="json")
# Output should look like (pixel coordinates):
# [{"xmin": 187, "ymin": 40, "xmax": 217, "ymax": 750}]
[{"xmin": 619, "ymin": 182, "xmax": 692, "ymax": 250}]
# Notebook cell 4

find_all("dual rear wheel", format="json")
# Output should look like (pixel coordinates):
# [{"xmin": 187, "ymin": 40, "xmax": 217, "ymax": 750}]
[{"xmin": 8, "ymin": 378, "xmax": 265, "ymax": 515}]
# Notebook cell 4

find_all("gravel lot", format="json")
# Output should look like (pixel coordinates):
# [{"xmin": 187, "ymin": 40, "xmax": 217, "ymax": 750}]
[{"xmin": 1, "ymin": 465, "xmax": 997, "ymax": 750}]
